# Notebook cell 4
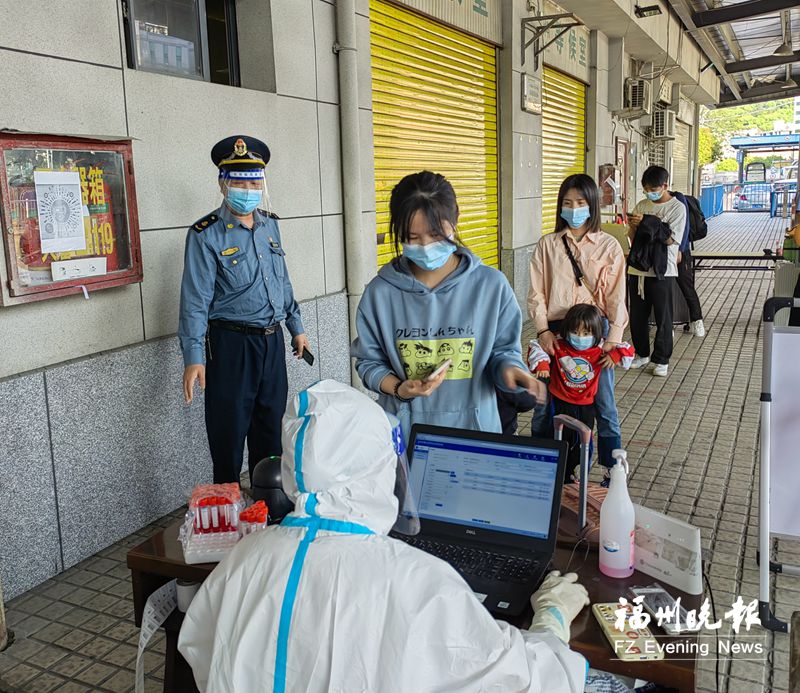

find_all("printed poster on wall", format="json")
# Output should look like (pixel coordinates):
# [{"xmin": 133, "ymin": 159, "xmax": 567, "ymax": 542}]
[{"xmin": 33, "ymin": 170, "xmax": 86, "ymax": 254}]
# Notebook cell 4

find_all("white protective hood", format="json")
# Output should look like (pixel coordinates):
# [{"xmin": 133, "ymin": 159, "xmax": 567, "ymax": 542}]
[
  {"xmin": 178, "ymin": 380, "xmax": 587, "ymax": 693},
  {"xmin": 280, "ymin": 379, "xmax": 399, "ymax": 533}
]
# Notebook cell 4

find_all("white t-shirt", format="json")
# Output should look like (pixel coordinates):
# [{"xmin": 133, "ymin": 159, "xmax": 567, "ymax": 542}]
[{"xmin": 628, "ymin": 196, "xmax": 686, "ymax": 278}]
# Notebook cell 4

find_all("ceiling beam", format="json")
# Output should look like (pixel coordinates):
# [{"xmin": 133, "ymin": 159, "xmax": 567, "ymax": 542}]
[
  {"xmin": 670, "ymin": 0, "xmax": 742, "ymax": 100},
  {"xmin": 693, "ymin": 0, "xmax": 798, "ymax": 29},
  {"xmin": 718, "ymin": 85, "xmax": 800, "ymax": 106},
  {"xmin": 718, "ymin": 69, "xmax": 799, "ymax": 105},
  {"xmin": 726, "ymin": 50, "xmax": 800, "ymax": 74}
]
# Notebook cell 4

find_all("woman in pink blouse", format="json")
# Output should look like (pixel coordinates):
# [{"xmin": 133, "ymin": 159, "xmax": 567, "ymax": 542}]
[{"xmin": 526, "ymin": 174, "xmax": 628, "ymax": 476}]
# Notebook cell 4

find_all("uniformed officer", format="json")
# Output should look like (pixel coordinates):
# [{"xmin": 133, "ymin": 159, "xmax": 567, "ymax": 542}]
[{"xmin": 179, "ymin": 135, "xmax": 309, "ymax": 484}]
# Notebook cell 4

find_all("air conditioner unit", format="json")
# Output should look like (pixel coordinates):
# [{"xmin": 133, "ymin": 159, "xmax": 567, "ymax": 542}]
[
  {"xmin": 652, "ymin": 109, "xmax": 676, "ymax": 140},
  {"xmin": 657, "ymin": 78, "xmax": 673, "ymax": 105},
  {"xmin": 614, "ymin": 79, "xmax": 652, "ymax": 119}
]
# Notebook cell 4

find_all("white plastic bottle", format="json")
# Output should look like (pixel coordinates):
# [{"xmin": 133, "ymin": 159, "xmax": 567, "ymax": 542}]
[{"xmin": 599, "ymin": 449, "xmax": 635, "ymax": 578}]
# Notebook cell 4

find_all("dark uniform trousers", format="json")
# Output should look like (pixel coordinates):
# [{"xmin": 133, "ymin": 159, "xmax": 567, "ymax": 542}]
[
  {"xmin": 204, "ymin": 324, "xmax": 288, "ymax": 483},
  {"xmin": 677, "ymin": 248, "xmax": 703, "ymax": 323}
]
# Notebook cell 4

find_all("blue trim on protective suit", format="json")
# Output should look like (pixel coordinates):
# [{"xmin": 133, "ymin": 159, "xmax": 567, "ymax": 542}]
[
  {"xmin": 294, "ymin": 390, "xmax": 310, "ymax": 493},
  {"xmin": 273, "ymin": 491, "xmax": 373, "ymax": 692},
  {"xmin": 283, "ymin": 514, "xmax": 374, "ymax": 535},
  {"xmin": 273, "ymin": 519, "xmax": 317, "ymax": 693}
]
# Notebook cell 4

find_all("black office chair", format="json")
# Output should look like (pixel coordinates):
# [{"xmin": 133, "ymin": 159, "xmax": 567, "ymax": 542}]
[{"xmin": 251, "ymin": 456, "xmax": 295, "ymax": 523}]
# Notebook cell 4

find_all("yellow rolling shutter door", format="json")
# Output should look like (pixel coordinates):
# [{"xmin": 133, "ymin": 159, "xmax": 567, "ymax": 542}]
[
  {"xmin": 370, "ymin": 0, "xmax": 499, "ymax": 268},
  {"xmin": 541, "ymin": 67, "xmax": 586, "ymax": 233}
]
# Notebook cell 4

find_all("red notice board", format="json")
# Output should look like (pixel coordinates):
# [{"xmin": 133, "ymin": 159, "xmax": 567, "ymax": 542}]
[{"xmin": 0, "ymin": 133, "xmax": 143, "ymax": 305}]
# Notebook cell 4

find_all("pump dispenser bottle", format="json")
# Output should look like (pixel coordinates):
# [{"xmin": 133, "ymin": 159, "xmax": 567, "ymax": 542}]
[{"xmin": 599, "ymin": 449, "xmax": 635, "ymax": 578}]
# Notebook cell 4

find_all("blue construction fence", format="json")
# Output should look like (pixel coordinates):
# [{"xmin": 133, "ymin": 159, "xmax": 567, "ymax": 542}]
[{"xmin": 699, "ymin": 184, "xmax": 724, "ymax": 218}]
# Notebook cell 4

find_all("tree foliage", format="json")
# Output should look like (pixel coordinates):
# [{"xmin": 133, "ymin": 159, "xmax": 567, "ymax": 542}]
[
  {"xmin": 702, "ymin": 99, "xmax": 795, "ymax": 140},
  {"xmin": 698, "ymin": 127, "xmax": 722, "ymax": 166}
]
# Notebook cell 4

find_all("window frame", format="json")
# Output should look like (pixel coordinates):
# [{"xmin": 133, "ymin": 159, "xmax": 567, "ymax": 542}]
[
  {"xmin": 121, "ymin": 0, "xmax": 240, "ymax": 87},
  {"xmin": 0, "ymin": 133, "xmax": 143, "ymax": 306}
]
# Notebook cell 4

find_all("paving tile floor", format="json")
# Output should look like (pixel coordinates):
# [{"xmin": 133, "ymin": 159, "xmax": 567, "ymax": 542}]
[{"xmin": 0, "ymin": 212, "xmax": 796, "ymax": 692}]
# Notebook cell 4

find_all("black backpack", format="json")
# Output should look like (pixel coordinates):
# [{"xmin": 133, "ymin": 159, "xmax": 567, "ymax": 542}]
[{"xmin": 671, "ymin": 191, "xmax": 707, "ymax": 242}]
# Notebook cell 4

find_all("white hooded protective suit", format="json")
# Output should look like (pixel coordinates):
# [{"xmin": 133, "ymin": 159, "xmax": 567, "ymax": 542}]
[{"xmin": 178, "ymin": 379, "xmax": 587, "ymax": 692}]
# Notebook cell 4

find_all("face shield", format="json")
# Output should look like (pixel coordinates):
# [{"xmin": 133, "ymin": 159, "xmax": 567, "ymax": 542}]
[
  {"xmin": 219, "ymin": 168, "xmax": 272, "ymax": 215},
  {"xmin": 386, "ymin": 413, "xmax": 420, "ymax": 536}
]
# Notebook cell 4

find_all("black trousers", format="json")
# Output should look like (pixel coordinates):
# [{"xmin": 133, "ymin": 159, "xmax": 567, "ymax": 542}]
[
  {"xmin": 677, "ymin": 248, "xmax": 702, "ymax": 322},
  {"xmin": 551, "ymin": 397, "xmax": 595, "ymax": 484},
  {"xmin": 496, "ymin": 388, "xmax": 538, "ymax": 435},
  {"xmin": 204, "ymin": 325, "xmax": 288, "ymax": 484},
  {"xmin": 628, "ymin": 275, "xmax": 676, "ymax": 365}
]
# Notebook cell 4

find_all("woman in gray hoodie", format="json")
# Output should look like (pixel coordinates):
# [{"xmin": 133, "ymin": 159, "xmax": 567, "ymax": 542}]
[{"xmin": 351, "ymin": 171, "xmax": 544, "ymax": 441}]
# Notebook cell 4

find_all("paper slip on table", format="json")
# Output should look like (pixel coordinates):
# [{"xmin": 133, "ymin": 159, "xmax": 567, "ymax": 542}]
[{"xmin": 128, "ymin": 520, "xmax": 701, "ymax": 693}]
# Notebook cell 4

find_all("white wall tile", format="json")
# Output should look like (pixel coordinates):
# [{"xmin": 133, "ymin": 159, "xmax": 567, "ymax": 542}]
[
  {"xmin": 280, "ymin": 216, "xmax": 325, "ymax": 301},
  {"xmin": 513, "ymin": 196, "xmax": 543, "ymax": 249},
  {"xmin": 0, "ymin": 284, "xmax": 144, "ymax": 379},
  {"xmin": 322, "ymin": 214, "xmax": 346, "ymax": 293},
  {"xmin": 0, "ymin": 0, "xmax": 122, "ymax": 67},
  {"xmin": 319, "ymin": 102, "xmax": 343, "ymax": 215},
  {"xmin": 0, "ymin": 49, "xmax": 126, "ymax": 137},
  {"xmin": 272, "ymin": 0, "xmax": 317, "ymax": 100},
  {"xmin": 269, "ymin": 97, "xmax": 323, "ymax": 218},
  {"xmin": 140, "ymin": 229, "xmax": 186, "ymax": 340},
  {"xmin": 513, "ymin": 133, "xmax": 542, "ymax": 199}
]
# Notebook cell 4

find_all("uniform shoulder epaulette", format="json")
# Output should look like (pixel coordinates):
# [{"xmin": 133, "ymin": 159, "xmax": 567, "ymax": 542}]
[
  {"xmin": 259, "ymin": 209, "xmax": 280, "ymax": 220},
  {"xmin": 192, "ymin": 213, "xmax": 219, "ymax": 233}
]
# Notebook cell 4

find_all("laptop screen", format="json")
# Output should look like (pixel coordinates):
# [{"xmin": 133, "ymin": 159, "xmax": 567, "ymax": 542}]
[{"xmin": 407, "ymin": 431, "xmax": 561, "ymax": 540}]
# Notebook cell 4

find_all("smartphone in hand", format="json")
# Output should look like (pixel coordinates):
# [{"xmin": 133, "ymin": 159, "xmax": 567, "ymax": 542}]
[
  {"xmin": 300, "ymin": 347, "xmax": 315, "ymax": 366},
  {"xmin": 424, "ymin": 358, "xmax": 452, "ymax": 382}
]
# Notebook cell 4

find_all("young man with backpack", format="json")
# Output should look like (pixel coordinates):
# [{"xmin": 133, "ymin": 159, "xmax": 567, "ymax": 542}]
[
  {"xmin": 671, "ymin": 190, "xmax": 707, "ymax": 337},
  {"xmin": 627, "ymin": 166, "xmax": 687, "ymax": 377}
]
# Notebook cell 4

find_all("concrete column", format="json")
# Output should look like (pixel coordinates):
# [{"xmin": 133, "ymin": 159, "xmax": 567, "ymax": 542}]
[{"xmin": 498, "ymin": 0, "xmax": 544, "ymax": 313}]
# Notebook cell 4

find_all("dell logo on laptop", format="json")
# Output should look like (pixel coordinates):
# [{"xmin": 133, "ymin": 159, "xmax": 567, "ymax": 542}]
[{"xmin": 465, "ymin": 529, "xmax": 477, "ymax": 535}]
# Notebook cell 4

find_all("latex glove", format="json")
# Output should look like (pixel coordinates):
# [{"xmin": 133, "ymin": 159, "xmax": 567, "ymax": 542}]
[{"xmin": 529, "ymin": 570, "xmax": 590, "ymax": 643}]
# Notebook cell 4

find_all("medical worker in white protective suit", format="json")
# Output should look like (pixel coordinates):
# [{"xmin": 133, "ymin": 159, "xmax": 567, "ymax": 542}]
[{"xmin": 179, "ymin": 379, "xmax": 590, "ymax": 692}]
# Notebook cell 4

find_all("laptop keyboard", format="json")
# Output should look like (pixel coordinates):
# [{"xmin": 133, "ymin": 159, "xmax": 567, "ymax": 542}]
[{"xmin": 396, "ymin": 535, "xmax": 541, "ymax": 584}]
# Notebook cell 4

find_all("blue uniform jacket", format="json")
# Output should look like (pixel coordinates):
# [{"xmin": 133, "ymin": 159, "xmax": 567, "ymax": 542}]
[{"xmin": 178, "ymin": 204, "xmax": 304, "ymax": 366}]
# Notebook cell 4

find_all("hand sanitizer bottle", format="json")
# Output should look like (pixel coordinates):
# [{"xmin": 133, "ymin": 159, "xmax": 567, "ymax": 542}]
[{"xmin": 599, "ymin": 449, "xmax": 635, "ymax": 578}]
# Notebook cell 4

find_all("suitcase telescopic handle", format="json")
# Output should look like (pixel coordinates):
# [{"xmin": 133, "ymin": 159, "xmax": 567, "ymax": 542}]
[{"xmin": 553, "ymin": 414, "xmax": 593, "ymax": 445}]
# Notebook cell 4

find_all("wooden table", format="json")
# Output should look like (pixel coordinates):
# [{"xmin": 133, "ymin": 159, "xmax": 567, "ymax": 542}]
[{"xmin": 128, "ymin": 521, "xmax": 700, "ymax": 692}]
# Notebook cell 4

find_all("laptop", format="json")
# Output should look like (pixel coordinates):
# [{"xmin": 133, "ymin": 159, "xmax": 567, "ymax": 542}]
[{"xmin": 391, "ymin": 424, "xmax": 568, "ymax": 617}]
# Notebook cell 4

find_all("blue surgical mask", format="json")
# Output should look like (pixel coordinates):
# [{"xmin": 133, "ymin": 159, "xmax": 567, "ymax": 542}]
[
  {"xmin": 567, "ymin": 333, "xmax": 596, "ymax": 351},
  {"xmin": 560, "ymin": 206, "xmax": 591, "ymax": 229},
  {"xmin": 226, "ymin": 187, "xmax": 262, "ymax": 215},
  {"xmin": 645, "ymin": 190, "xmax": 664, "ymax": 202},
  {"xmin": 402, "ymin": 239, "xmax": 457, "ymax": 271}
]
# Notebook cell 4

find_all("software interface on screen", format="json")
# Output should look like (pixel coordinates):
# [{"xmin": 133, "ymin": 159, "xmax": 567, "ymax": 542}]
[{"xmin": 407, "ymin": 433, "xmax": 560, "ymax": 539}]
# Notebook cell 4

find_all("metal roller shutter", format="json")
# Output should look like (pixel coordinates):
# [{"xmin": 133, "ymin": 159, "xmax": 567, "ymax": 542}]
[
  {"xmin": 671, "ymin": 121, "xmax": 691, "ymax": 194},
  {"xmin": 370, "ymin": 0, "xmax": 499, "ymax": 268},
  {"xmin": 542, "ymin": 67, "xmax": 586, "ymax": 233}
]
